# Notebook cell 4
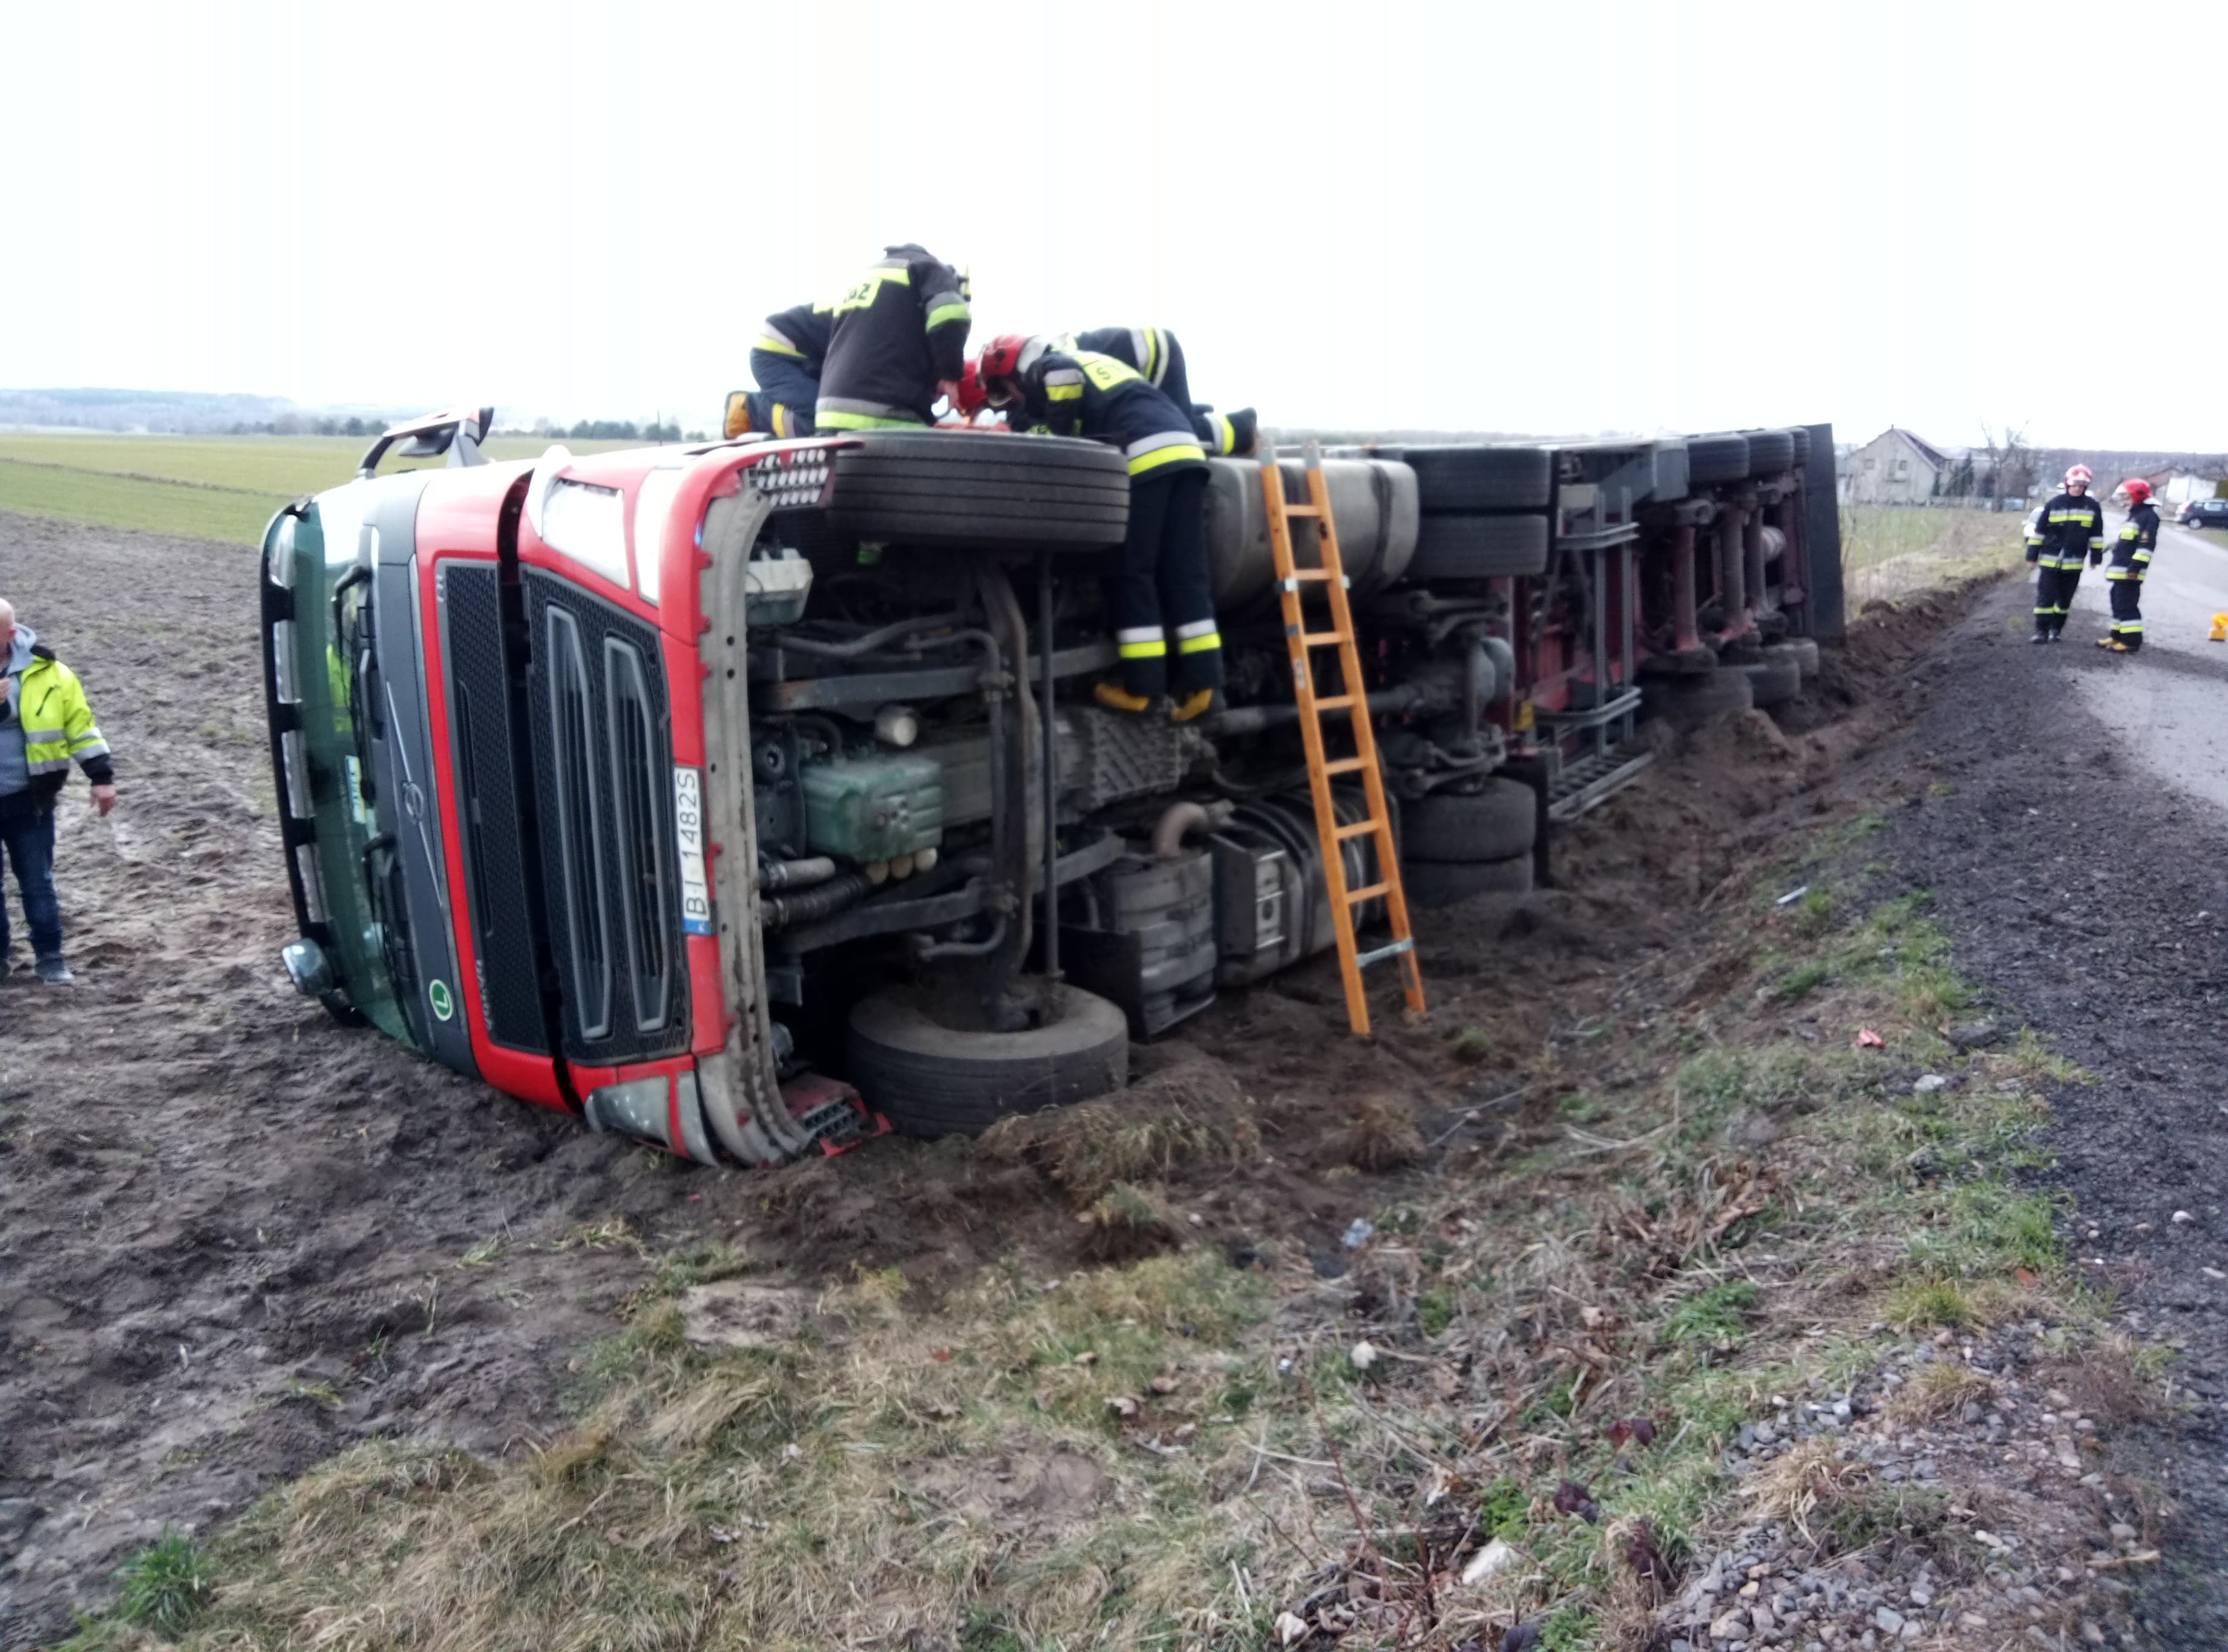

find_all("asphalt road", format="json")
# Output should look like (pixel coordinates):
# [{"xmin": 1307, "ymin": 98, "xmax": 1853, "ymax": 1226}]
[{"xmin": 2066, "ymin": 513, "xmax": 2228, "ymax": 814}]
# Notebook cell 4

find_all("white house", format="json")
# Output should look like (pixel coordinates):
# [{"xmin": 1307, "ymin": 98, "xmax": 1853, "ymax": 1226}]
[
  {"xmin": 1840, "ymin": 427, "xmax": 1950, "ymax": 504},
  {"xmin": 2134, "ymin": 468, "xmax": 2222, "ymax": 506}
]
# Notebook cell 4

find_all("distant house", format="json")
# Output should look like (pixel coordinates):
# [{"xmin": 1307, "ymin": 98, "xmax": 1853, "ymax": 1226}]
[
  {"xmin": 2132, "ymin": 467, "xmax": 2223, "ymax": 506},
  {"xmin": 1841, "ymin": 427, "xmax": 1950, "ymax": 504}
]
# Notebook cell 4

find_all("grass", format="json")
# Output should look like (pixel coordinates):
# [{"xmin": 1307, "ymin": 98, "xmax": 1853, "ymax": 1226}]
[
  {"xmin": 1840, "ymin": 503, "xmax": 2030, "ymax": 606},
  {"xmin": 0, "ymin": 432, "xmax": 640, "ymax": 545},
  {"xmin": 65, "ymin": 1531, "xmax": 218, "ymax": 1642}
]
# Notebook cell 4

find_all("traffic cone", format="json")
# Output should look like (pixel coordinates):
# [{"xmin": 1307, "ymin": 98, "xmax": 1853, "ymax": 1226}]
[{"xmin": 2211, "ymin": 612, "xmax": 2228, "ymax": 643}]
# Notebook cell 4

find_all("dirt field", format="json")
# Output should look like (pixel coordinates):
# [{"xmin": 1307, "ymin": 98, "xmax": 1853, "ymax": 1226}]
[{"xmin": 0, "ymin": 511, "xmax": 2212, "ymax": 1649}]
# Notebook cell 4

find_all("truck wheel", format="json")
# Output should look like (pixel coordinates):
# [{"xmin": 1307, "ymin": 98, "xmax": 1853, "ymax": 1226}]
[
  {"xmin": 1408, "ymin": 512, "xmax": 1550, "ymax": 579},
  {"xmin": 1402, "ymin": 779, "xmax": 1538, "ymax": 862},
  {"xmin": 1404, "ymin": 445, "xmax": 1554, "ymax": 511},
  {"xmin": 1784, "ymin": 637, "xmax": 1821, "ymax": 678},
  {"xmin": 846, "ymin": 983, "xmax": 1130, "ymax": 1138},
  {"xmin": 1685, "ymin": 434, "xmax": 1751, "ymax": 487},
  {"xmin": 1789, "ymin": 426, "xmax": 1812, "ymax": 467},
  {"xmin": 1403, "ymin": 854, "xmax": 1534, "ymax": 909},
  {"xmin": 825, "ymin": 431, "xmax": 1131, "ymax": 549},
  {"xmin": 1742, "ymin": 429, "xmax": 1797, "ymax": 476},
  {"xmin": 1740, "ymin": 648, "xmax": 1803, "ymax": 708},
  {"xmin": 1642, "ymin": 665, "xmax": 1754, "ymax": 726}
]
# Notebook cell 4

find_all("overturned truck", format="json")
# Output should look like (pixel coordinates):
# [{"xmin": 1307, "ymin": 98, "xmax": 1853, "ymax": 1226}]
[{"xmin": 261, "ymin": 411, "xmax": 1838, "ymax": 1162}]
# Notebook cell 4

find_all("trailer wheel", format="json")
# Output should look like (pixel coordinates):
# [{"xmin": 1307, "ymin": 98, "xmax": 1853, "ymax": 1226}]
[
  {"xmin": 1784, "ymin": 637, "xmax": 1821, "ymax": 678},
  {"xmin": 846, "ymin": 982, "xmax": 1130, "ymax": 1138},
  {"xmin": 825, "ymin": 430, "xmax": 1132, "ymax": 549},
  {"xmin": 1408, "ymin": 513, "xmax": 1550, "ymax": 579},
  {"xmin": 1642, "ymin": 665, "xmax": 1754, "ymax": 726},
  {"xmin": 1685, "ymin": 434, "xmax": 1751, "ymax": 487},
  {"xmin": 1742, "ymin": 429, "xmax": 1797, "ymax": 476},
  {"xmin": 1405, "ymin": 445, "xmax": 1554, "ymax": 511},
  {"xmin": 1403, "ymin": 854, "xmax": 1535, "ymax": 909},
  {"xmin": 1401, "ymin": 779, "xmax": 1539, "ymax": 862},
  {"xmin": 1740, "ymin": 648, "xmax": 1803, "ymax": 708}
]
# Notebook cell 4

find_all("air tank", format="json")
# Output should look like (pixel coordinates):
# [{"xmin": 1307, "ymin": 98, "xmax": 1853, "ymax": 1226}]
[{"xmin": 1202, "ymin": 456, "xmax": 1419, "ymax": 611}]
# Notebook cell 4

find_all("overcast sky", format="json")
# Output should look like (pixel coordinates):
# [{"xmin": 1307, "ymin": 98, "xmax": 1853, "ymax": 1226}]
[{"xmin": 0, "ymin": 0, "xmax": 2208, "ymax": 450}]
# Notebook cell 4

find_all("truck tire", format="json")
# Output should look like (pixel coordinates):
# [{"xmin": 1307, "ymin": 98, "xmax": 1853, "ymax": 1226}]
[
  {"xmin": 1685, "ymin": 434, "xmax": 1750, "ymax": 487},
  {"xmin": 1403, "ymin": 854, "xmax": 1535, "ymax": 909},
  {"xmin": 1401, "ymin": 779, "xmax": 1538, "ymax": 862},
  {"xmin": 1784, "ymin": 637, "xmax": 1820, "ymax": 678},
  {"xmin": 1408, "ymin": 512, "xmax": 1551, "ymax": 579},
  {"xmin": 1404, "ymin": 445, "xmax": 1554, "ymax": 511},
  {"xmin": 1743, "ymin": 429, "xmax": 1797, "ymax": 476},
  {"xmin": 826, "ymin": 430, "xmax": 1130, "ymax": 549},
  {"xmin": 1789, "ymin": 426, "xmax": 1812, "ymax": 467},
  {"xmin": 1642, "ymin": 665, "xmax": 1753, "ymax": 726},
  {"xmin": 846, "ymin": 982, "xmax": 1130, "ymax": 1138},
  {"xmin": 1740, "ymin": 647, "xmax": 1802, "ymax": 708}
]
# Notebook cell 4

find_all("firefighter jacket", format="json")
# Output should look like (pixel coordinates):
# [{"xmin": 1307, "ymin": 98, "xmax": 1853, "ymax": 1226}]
[
  {"xmin": 1015, "ymin": 349, "xmax": 1207, "ymax": 478},
  {"xmin": 2026, "ymin": 491, "xmax": 2106, "ymax": 568},
  {"xmin": 1060, "ymin": 327, "xmax": 1245, "ymax": 455},
  {"xmin": 2106, "ymin": 502, "xmax": 2160, "ymax": 580},
  {"xmin": 814, "ymin": 244, "xmax": 971, "ymax": 430},
  {"xmin": 756, "ymin": 303, "xmax": 834, "ymax": 377},
  {"xmin": 1, "ymin": 637, "xmax": 113, "ymax": 807}
]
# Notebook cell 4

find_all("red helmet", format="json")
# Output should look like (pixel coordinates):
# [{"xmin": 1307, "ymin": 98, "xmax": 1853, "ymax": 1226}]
[
  {"xmin": 2124, "ymin": 478, "xmax": 2153, "ymax": 503},
  {"xmin": 978, "ymin": 333, "xmax": 1033, "ymax": 382},
  {"xmin": 2065, "ymin": 464, "xmax": 2094, "ymax": 487},
  {"xmin": 948, "ymin": 358, "xmax": 989, "ymax": 419}
]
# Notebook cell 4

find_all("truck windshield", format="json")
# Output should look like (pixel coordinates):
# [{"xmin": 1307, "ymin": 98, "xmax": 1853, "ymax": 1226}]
[{"xmin": 282, "ymin": 487, "xmax": 425, "ymax": 1051}]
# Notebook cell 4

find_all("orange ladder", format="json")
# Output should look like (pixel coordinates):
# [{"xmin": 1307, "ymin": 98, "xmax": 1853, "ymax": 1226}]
[{"xmin": 1258, "ymin": 439, "xmax": 1427, "ymax": 1036}]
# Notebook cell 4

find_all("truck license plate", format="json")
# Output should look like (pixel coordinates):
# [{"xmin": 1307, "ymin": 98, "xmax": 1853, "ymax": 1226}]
[{"xmin": 673, "ymin": 767, "xmax": 714, "ymax": 936}]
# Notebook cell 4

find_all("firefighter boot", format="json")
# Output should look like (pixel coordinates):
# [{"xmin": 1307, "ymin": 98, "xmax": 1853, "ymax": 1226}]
[
  {"xmin": 1169, "ymin": 688, "xmax": 1217, "ymax": 724},
  {"xmin": 1093, "ymin": 681, "xmax": 1156, "ymax": 716}
]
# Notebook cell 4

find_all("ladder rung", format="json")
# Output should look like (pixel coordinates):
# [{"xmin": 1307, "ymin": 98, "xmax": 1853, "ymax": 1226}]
[
  {"xmin": 1283, "ymin": 568, "xmax": 1332, "ymax": 583},
  {"xmin": 1322, "ymin": 756, "xmax": 1369, "ymax": 776},
  {"xmin": 1345, "ymin": 882, "xmax": 1391, "ymax": 903},
  {"xmin": 1334, "ymin": 819, "xmax": 1383, "ymax": 841},
  {"xmin": 1314, "ymin": 695, "xmax": 1356, "ymax": 711},
  {"xmin": 1299, "ymin": 630, "xmax": 1349, "ymax": 647},
  {"xmin": 1355, "ymin": 937, "xmax": 1415, "ymax": 969},
  {"xmin": 1282, "ymin": 503, "xmax": 1322, "ymax": 517}
]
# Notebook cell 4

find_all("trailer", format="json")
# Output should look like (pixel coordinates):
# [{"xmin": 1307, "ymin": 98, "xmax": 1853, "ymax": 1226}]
[{"xmin": 260, "ymin": 408, "xmax": 1837, "ymax": 1162}]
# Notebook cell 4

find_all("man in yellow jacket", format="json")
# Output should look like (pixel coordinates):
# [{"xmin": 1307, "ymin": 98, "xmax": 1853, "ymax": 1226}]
[{"xmin": 0, "ymin": 598, "xmax": 117, "ymax": 983}]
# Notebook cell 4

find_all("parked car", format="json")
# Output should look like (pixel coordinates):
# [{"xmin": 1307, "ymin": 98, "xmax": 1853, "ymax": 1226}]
[{"xmin": 2177, "ymin": 498, "xmax": 2228, "ymax": 529}]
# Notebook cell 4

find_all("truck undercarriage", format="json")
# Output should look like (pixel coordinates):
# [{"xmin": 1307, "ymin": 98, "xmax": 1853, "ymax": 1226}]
[{"xmin": 260, "ymin": 414, "xmax": 1838, "ymax": 1166}]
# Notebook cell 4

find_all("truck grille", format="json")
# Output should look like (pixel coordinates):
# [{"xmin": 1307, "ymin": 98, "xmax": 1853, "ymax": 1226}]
[
  {"xmin": 524, "ymin": 571, "xmax": 689, "ymax": 1063},
  {"xmin": 439, "ymin": 563, "xmax": 547, "ymax": 1053}
]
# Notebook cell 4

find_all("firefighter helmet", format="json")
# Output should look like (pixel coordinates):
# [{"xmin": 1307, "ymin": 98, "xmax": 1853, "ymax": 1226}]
[
  {"xmin": 2123, "ymin": 478, "xmax": 2152, "ymax": 503},
  {"xmin": 2065, "ymin": 464, "xmax": 2094, "ymax": 487},
  {"xmin": 978, "ymin": 333, "xmax": 1034, "ymax": 382},
  {"xmin": 948, "ymin": 358, "xmax": 988, "ymax": 419}
]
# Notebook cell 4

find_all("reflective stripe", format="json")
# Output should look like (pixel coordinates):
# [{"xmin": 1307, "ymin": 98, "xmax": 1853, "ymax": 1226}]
[
  {"xmin": 65, "ymin": 736, "xmax": 108, "ymax": 758},
  {"xmin": 1118, "ymin": 638, "xmax": 1168, "ymax": 659},
  {"xmin": 19, "ymin": 727, "xmax": 65, "ymax": 744},
  {"xmin": 816, "ymin": 408, "xmax": 927, "ymax": 430},
  {"xmin": 1142, "ymin": 327, "xmax": 1165, "ymax": 385},
  {"xmin": 1176, "ymin": 630, "xmax": 1222, "ymax": 655},
  {"xmin": 2105, "ymin": 568, "xmax": 2134, "ymax": 580},
  {"xmin": 925, "ymin": 300, "xmax": 971, "ymax": 330},
  {"xmin": 24, "ymin": 755, "xmax": 73, "ymax": 775},
  {"xmin": 1213, "ymin": 413, "xmax": 1236, "ymax": 454},
  {"xmin": 1046, "ymin": 384, "xmax": 1083, "ymax": 401},
  {"xmin": 1125, "ymin": 430, "xmax": 1203, "ymax": 460},
  {"xmin": 1172, "ymin": 618, "xmax": 1218, "ymax": 640},
  {"xmin": 754, "ymin": 330, "xmax": 804, "ymax": 357},
  {"xmin": 2120, "ymin": 523, "xmax": 2140, "ymax": 540},
  {"xmin": 2089, "ymin": 538, "xmax": 2106, "ymax": 550},
  {"xmin": 1115, "ymin": 627, "xmax": 1163, "ymax": 646},
  {"xmin": 829, "ymin": 264, "xmax": 910, "ymax": 315},
  {"xmin": 1129, "ymin": 443, "xmax": 1207, "ymax": 476}
]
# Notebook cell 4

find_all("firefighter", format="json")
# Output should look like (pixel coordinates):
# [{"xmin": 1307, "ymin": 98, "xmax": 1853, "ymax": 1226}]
[
  {"xmin": 2097, "ymin": 477, "xmax": 2160, "ymax": 652},
  {"xmin": 1055, "ymin": 327, "xmax": 1257, "ymax": 456},
  {"xmin": 814, "ymin": 243, "xmax": 971, "ymax": 431},
  {"xmin": 976, "ymin": 333, "xmax": 1223, "ymax": 722},
  {"xmin": 2026, "ymin": 464, "xmax": 2105, "ymax": 641},
  {"xmin": 729, "ymin": 301, "xmax": 834, "ymax": 438}
]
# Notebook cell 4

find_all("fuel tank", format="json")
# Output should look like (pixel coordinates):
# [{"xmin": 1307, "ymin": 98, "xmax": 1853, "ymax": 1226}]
[{"xmin": 1203, "ymin": 456, "xmax": 1418, "ymax": 611}]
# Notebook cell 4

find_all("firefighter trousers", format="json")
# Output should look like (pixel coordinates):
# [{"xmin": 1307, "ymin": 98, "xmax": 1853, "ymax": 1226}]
[
  {"xmin": 2108, "ymin": 574, "xmax": 2145, "ymax": 650},
  {"xmin": 2033, "ymin": 562, "xmax": 2086, "ymax": 636},
  {"xmin": 1107, "ymin": 466, "xmax": 1223, "ymax": 698},
  {"xmin": 748, "ymin": 347, "xmax": 821, "ymax": 436}
]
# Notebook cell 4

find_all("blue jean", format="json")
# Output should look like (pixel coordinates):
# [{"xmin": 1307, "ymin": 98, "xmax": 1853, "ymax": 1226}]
[{"xmin": 0, "ymin": 794, "xmax": 62, "ymax": 960}]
